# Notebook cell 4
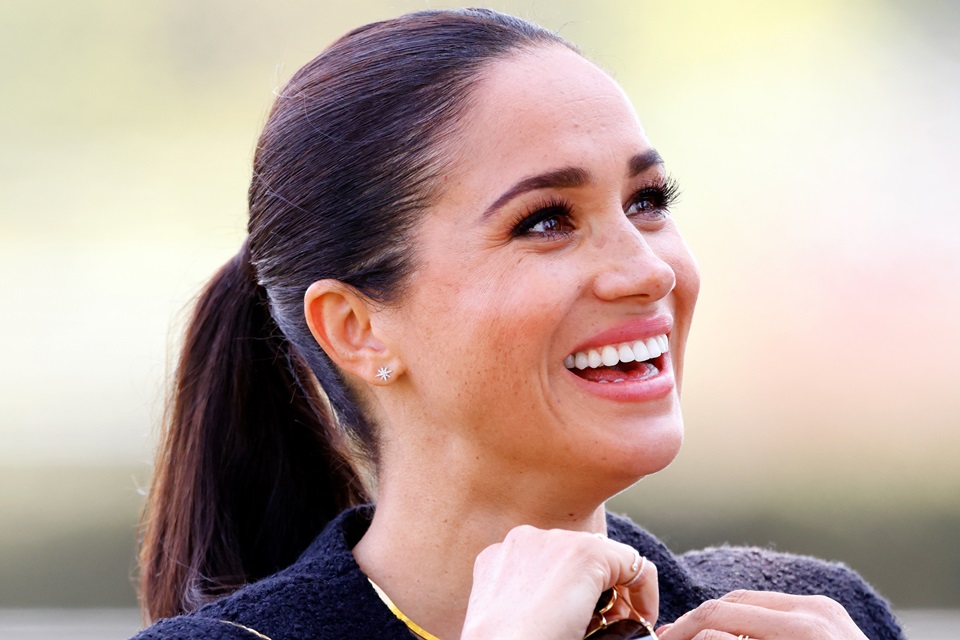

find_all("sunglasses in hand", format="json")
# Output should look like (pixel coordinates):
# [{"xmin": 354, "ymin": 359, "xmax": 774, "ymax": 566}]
[{"xmin": 584, "ymin": 587, "xmax": 658, "ymax": 639}]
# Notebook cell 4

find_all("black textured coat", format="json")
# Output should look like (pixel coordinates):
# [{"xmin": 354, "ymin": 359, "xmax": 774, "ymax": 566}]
[{"xmin": 132, "ymin": 506, "xmax": 905, "ymax": 639}]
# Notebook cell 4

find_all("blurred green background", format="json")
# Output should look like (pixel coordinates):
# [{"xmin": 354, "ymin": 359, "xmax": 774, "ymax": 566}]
[{"xmin": 1, "ymin": 0, "xmax": 958, "ymax": 619}]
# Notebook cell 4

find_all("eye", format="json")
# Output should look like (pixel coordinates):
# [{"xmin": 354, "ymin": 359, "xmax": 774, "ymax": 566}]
[
  {"xmin": 511, "ymin": 200, "xmax": 576, "ymax": 239},
  {"xmin": 527, "ymin": 211, "xmax": 574, "ymax": 235},
  {"xmin": 625, "ymin": 176, "xmax": 680, "ymax": 222},
  {"xmin": 625, "ymin": 193, "xmax": 665, "ymax": 218}
]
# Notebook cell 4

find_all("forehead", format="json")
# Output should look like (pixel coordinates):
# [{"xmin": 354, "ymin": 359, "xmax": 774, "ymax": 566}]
[{"xmin": 442, "ymin": 45, "xmax": 651, "ymax": 194}]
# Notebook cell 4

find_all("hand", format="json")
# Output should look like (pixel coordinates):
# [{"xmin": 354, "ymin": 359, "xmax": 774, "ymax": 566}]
[
  {"xmin": 460, "ymin": 525, "xmax": 659, "ymax": 640},
  {"xmin": 656, "ymin": 590, "xmax": 869, "ymax": 640}
]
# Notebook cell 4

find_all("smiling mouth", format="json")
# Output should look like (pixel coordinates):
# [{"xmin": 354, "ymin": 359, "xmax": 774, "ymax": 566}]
[{"xmin": 563, "ymin": 334, "xmax": 668, "ymax": 384}]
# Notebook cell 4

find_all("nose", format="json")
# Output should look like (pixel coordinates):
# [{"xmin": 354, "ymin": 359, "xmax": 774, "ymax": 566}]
[{"xmin": 590, "ymin": 221, "xmax": 676, "ymax": 303}]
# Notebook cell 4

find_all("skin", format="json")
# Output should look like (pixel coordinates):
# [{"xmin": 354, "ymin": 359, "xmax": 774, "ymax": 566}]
[{"xmin": 305, "ymin": 45, "xmax": 868, "ymax": 640}]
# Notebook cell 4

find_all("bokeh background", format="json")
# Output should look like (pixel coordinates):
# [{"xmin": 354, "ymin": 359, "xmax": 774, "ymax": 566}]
[{"xmin": 1, "ymin": 0, "xmax": 958, "ymax": 636}]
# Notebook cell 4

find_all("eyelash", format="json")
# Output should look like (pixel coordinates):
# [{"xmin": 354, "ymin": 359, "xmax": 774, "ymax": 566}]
[{"xmin": 509, "ymin": 175, "xmax": 681, "ymax": 239}]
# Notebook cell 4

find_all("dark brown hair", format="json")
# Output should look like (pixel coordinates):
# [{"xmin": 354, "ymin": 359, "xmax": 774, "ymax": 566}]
[{"xmin": 138, "ymin": 8, "xmax": 574, "ymax": 622}]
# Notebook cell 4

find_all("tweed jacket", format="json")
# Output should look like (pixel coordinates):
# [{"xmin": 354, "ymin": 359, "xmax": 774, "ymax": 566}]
[{"xmin": 132, "ymin": 505, "xmax": 904, "ymax": 639}]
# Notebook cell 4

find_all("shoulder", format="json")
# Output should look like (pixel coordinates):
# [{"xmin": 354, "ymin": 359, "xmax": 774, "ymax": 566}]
[
  {"xmin": 131, "ymin": 506, "xmax": 412, "ymax": 640},
  {"xmin": 680, "ymin": 546, "xmax": 904, "ymax": 640},
  {"xmin": 130, "ymin": 616, "xmax": 272, "ymax": 640},
  {"xmin": 680, "ymin": 545, "xmax": 879, "ymax": 601},
  {"xmin": 129, "ymin": 572, "xmax": 352, "ymax": 640},
  {"xmin": 605, "ymin": 511, "xmax": 903, "ymax": 639}
]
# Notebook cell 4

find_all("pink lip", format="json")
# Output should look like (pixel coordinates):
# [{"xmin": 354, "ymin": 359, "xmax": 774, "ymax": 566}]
[
  {"xmin": 566, "ymin": 353, "xmax": 675, "ymax": 402},
  {"xmin": 565, "ymin": 352, "xmax": 675, "ymax": 402},
  {"xmin": 568, "ymin": 316, "xmax": 673, "ymax": 355},
  {"xmin": 564, "ymin": 315, "xmax": 676, "ymax": 402}
]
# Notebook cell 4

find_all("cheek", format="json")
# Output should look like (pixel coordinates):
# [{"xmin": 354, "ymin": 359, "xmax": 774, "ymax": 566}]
[
  {"xmin": 456, "ymin": 258, "xmax": 570, "ymax": 368},
  {"xmin": 404, "ymin": 254, "xmax": 573, "ymax": 411},
  {"xmin": 653, "ymin": 229, "xmax": 700, "ymax": 320},
  {"xmin": 674, "ymin": 247, "xmax": 700, "ymax": 314},
  {"xmin": 657, "ymin": 233, "xmax": 699, "ymax": 387}
]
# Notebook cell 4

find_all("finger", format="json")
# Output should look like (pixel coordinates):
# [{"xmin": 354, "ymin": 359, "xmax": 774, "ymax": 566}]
[
  {"xmin": 602, "ymin": 540, "xmax": 651, "ymax": 588},
  {"xmin": 657, "ymin": 598, "xmax": 791, "ymax": 640},
  {"xmin": 657, "ymin": 624, "xmax": 747, "ymax": 640},
  {"xmin": 595, "ymin": 539, "xmax": 659, "ymax": 625},
  {"xmin": 622, "ymin": 555, "xmax": 658, "ymax": 625},
  {"xmin": 720, "ymin": 589, "xmax": 846, "ymax": 617}
]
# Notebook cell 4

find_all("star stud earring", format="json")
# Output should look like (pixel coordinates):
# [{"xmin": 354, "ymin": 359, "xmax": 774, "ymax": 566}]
[{"xmin": 376, "ymin": 366, "xmax": 393, "ymax": 382}]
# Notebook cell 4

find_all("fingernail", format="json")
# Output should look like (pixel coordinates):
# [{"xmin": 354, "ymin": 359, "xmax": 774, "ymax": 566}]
[{"xmin": 655, "ymin": 623, "xmax": 672, "ymax": 639}]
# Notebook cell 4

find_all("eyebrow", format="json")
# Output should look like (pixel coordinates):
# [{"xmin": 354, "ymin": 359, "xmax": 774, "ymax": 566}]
[
  {"xmin": 628, "ymin": 148, "xmax": 664, "ymax": 177},
  {"xmin": 480, "ymin": 148, "xmax": 665, "ymax": 220}
]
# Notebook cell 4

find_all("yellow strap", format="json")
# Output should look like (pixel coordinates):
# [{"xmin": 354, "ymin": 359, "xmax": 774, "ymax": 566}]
[
  {"xmin": 368, "ymin": 578, "xmax": 443, "ymax": 640},
  {"xmin": 219, "ymin": 619, "xmax": 274, "ymax": 640}
]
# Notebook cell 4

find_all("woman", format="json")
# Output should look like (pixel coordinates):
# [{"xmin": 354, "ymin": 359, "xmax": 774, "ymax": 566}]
[{"xmin": 134, "ymin": 9, "xmax": 904, "ymax": 640}]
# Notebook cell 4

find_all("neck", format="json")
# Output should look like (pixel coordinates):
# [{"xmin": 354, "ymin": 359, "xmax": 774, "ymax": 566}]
[{"xmin": 352, "ymin": 463, "xmax": 609, "ymax": 639}]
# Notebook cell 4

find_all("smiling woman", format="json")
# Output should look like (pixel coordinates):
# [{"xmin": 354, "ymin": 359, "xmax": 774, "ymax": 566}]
[{"xmin": 132, "ymin": 9, "xmax": 904, "ymax": 640}]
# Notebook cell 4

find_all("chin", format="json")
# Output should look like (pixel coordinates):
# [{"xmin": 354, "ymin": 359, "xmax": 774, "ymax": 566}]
[{"xmin": 607, "ymin": 409, "xmax": 685, "ymax": 483}]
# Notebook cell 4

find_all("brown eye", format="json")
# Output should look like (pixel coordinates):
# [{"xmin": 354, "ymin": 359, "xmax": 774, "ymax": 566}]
[
  {"xmin": 625, "ymin": 177, "xmax": 680, "ymax": 222},
  {"xmin": 625, "ymin": 193, "xmax": 668, "ymax": 220},
  {"xmin": 528, "ymin": 213, "xmax": 574, "ymax": 235},
  {"xmin": 511, "ymin": 201, "xmax": 576, "ymax": 238}
]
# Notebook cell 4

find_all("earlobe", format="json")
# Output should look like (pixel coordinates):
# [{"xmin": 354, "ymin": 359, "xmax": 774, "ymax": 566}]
[{"xmin": 304, "ymin": 280, "xmax": 403, "ymax": 384}]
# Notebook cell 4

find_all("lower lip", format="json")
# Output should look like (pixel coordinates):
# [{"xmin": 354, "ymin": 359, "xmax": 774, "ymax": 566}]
[{"xmin": 565, "ymin": 354, "xmax": 675, "ymax": 402}]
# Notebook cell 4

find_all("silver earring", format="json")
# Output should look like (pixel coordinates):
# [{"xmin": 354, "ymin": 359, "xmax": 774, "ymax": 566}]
[{"xmin": 376, "ymin": 366, "xmax": 393, "ymax": 382}]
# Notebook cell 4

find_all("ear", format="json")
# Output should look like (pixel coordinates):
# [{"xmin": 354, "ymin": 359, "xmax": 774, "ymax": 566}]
[{"xmin": 304, "ymin": 280, "xmax": 403, "ymax": 385}]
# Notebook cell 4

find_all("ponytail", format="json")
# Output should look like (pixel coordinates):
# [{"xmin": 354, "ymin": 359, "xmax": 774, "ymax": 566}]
[
  {"xmin": 138, "ymin": 6, "xmax": 573, "ymax": 623},
  {"xmin": 138, "ymin": 244, "xmax": 367, "ymax": 621}
]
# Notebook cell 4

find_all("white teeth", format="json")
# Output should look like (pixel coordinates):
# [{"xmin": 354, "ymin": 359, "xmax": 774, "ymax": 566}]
[
  {"xmin": 575, "ymin": 352, "xmax": 589, "ymax": 370},
  {"xmin": 564, "ymin": 333, "xmax": 670, "ymax": 370},
  {"xmin": 632, "ymin": 340, "xmax": 649, "ymax": 361},
  {"xmin": 601, "ymin": 345, "xmax": 619, "ymax": 367},
  {"xmin": 645, "ymin": 337, "xmax": 662, "ymax": 359},
  {"xmin": 588, "ymin": 349, "xmax": 602, "ymax": 368}
]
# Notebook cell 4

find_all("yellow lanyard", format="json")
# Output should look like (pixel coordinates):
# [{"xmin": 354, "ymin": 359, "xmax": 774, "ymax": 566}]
[{"xmin": 368, "ymin": 578, "xmax": 443, "ymax": 640}]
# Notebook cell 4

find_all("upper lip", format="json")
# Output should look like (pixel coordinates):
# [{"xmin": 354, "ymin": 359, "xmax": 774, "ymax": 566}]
[{"xmin": 567, "ymin": 315, "xmax": 674, "ymax": 356}]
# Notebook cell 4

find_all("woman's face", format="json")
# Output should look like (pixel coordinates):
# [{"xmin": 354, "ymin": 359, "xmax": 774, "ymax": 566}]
[{"xmin": 380, "ymin": 45, "xmax": 700, "ymax": 495}]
